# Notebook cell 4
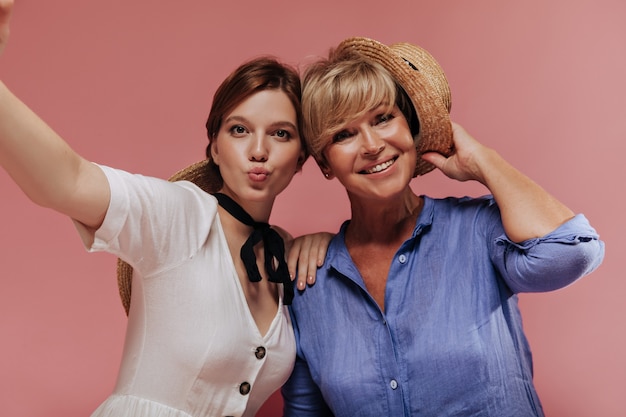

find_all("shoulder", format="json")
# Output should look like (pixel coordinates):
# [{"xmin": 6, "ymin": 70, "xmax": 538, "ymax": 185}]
[
  {"xmin": 427, "ymin": 195, "xmax": 500, "ymax": 220},
  {"xmin": 421, "ymin": 195, "xmax": 503, "ymax": 241},
  {"xmin": 428, "ymin": 194, "xmax": 496, "ymax": 209},
  {"xmin": 272, "ymin": 225, "xmax": 293, "ymax": 242},
  {"xmin": 96, "ymin": 165, "xmax": 220, "ymax": 244},
  {"xmin": 99, "ymin": 164, "xmax": 217, "ymax": 206}
]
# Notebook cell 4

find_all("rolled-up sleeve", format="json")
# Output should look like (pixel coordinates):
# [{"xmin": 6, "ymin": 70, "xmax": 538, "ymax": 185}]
[{"xmin": 491, "ymin": 214, "xmax": 605, "ymax": 293}]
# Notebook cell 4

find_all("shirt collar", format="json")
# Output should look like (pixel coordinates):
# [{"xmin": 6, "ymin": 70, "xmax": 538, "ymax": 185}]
[
  {"xmin": 412, "ymin": 195, "xmax": 434, "ymax": 238},
  {"xmin": 326, "ymin": 196, "xmax": 435, "ymax": 280}
]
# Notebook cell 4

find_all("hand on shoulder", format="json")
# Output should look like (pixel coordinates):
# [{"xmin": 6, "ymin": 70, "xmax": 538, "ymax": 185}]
[{"xmin": 286, "ymin": 232, "xmax": 334, "ymax": 291}]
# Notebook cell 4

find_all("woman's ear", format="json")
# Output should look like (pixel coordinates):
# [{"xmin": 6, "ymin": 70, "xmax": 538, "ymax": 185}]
[
  {"xmin": 318, "ymin": 161, "xmax": 334, "ymax": 180},
  {"xmin": 209, "ymin": 139, "xmax": 219, "ymax": 166},
  {"xmin": 295, "ymin": 150, "xmax": 307, "ymax": 173},
  {"xmin": 315, "ymin": 156, "xmax": 334, "ymax": 179}
]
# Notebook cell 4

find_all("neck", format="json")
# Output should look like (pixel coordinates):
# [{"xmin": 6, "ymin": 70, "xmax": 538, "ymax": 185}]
[
  {"xmin": 345, "ymin": 189, "xmax": 423, "ymax": 245},
  {"xmin": 213, "ymin": 189, "xmax": 294, "ymax": 303},
  {"xmin": 216, "ymin": 188, "xmax": 274, "ymax": 224}
]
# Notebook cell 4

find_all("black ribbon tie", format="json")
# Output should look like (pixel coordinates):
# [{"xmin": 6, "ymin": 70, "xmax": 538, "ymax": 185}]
[{"xmin": 213, "ymin": 192, "xmax": 294, "ymax": 305}]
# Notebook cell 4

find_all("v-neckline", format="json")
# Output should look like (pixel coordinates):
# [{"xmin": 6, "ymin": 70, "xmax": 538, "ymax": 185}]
[{"xmin": 215, "ymin": 212, "xmax": 283, "ymax": 340}]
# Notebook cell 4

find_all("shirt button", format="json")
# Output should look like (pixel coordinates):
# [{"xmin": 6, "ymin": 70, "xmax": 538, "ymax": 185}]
[
  {"xmin": 255, "ymin": 346, "xmax": 266, "ymax": 359},
  {"xmin": 398, "ymin": 254, "xmax": 407, "ymax": 264},
  {"xmin": 239, "ymin": 382, "xmax": 251, "ymax": 395},
  {"xmin": 390, "ymin": 379, "xmax": 398, "ymax": 390}
]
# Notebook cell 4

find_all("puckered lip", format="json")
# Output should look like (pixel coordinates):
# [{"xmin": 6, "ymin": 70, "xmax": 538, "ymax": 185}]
[
  {"xmin": 248, "ymin": 166, "xmax": 271, "ymax": 176},
  {"xmin": 358, "ymin": 156, "xmax": 398, "ymax": 174},
  {"xmin": 247, "ymin": 166, "xmax": 271, "ymax": 183}
]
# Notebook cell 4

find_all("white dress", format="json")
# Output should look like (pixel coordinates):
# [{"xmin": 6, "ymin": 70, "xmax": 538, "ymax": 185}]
[{"xmin": 75, "ymin": 166, "xmax": 296, "ymax": 417}]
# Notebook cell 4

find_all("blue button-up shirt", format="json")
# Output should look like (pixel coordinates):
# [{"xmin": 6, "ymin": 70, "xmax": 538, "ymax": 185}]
[{"xmin": 283, "ymin": 196, "xmax": 604, "ymax": 417}]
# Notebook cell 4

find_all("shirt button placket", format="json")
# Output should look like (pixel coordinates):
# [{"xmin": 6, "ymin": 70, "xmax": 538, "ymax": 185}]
[{"xmin": 236, "ymin": 346, "xmax": 266, "ymax": 400}]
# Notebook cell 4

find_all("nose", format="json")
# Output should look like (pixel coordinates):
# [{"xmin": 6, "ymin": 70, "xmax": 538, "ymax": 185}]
[
  {"xmin": 248, "ymin": 133, "xmax": 268, "ymax": 162},
  {"xmin": 360, "ymin": 126, "xmax": 385, "ymax": 156}
]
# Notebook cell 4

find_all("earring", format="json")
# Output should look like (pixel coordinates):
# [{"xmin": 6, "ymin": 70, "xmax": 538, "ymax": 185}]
[{"xmin": 323, "ymin": 172, "xmax": 329, "ymax": 178}]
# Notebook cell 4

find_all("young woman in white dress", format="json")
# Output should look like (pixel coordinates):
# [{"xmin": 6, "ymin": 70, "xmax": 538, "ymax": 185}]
[{"xmin": 0, "ymin": 2, "xmax": 329, "ymax": 416}]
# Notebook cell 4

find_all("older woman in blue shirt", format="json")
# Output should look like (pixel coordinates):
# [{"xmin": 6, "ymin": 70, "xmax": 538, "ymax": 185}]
[{"xmin": 282, "ymin": 37, "xmax": 604, "ymax": 417}]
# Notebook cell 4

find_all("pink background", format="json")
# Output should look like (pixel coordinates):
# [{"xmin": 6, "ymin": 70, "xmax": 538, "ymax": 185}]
[{"xmin": 1, "ymin": 1, "xmax": 624, "ymax": 416}]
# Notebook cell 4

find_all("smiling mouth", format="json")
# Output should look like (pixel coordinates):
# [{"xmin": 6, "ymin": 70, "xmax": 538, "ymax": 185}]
[{"xmin": 361, "ymin": 157, "xmax": 397, "ymax": 174}]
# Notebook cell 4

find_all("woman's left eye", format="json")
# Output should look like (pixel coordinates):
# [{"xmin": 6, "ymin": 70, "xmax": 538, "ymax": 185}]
[
  {"xmin": 376, "ymin": 114, "xmax": 393, "ymax": 125},
  {"xmin": 274, "ymin": 129, "xmax": 292, "ymax": 140}
]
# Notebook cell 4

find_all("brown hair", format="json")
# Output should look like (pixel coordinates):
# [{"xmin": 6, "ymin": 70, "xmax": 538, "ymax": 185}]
[{"xmin": 204, "ymin": 57, "xmax": 307, "ymax": 178}]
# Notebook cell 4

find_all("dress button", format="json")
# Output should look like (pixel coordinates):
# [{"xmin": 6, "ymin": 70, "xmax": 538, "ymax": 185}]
[
  {"xmin": 398, "ymin": 254, "xmax": 407, "ymax": 264},
  {"xmin": 255, "ymin": 346, "xmax": 266, "ymax": 359},
  {"xmin": 239, "ymin": 381, "xmax": 251, "ymax": 395},
  {"xmin": 390, "ymin": 379, "xmax": 398, "ymax": 390}
]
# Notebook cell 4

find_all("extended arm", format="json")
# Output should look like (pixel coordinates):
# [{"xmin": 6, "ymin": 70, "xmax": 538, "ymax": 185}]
[
  {"xmin": 422, "ymin": 123, "xmax": 574, "ymax": 243},
  {"xmin": 0, "ymin": 1, "xmax": 109, "ymax": 230}
]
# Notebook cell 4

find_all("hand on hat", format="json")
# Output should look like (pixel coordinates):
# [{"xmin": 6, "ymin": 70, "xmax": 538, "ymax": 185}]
[
  {"xmin": 0, "ymin": 0, "xmax": 13, "ymax": 56},
  {"xmin": 421, "ymin": 122, "xmax": 492, "ymax": 186}
]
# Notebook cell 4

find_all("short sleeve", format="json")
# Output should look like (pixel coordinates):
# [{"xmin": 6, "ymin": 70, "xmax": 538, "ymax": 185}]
[{"xmin": 79, "ymin": 165, "xmax": 218, "ymax": 278}]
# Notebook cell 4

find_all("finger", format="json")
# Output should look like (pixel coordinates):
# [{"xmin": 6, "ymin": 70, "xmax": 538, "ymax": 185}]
[
  {"xmin": 304, "ymin": 242, "xmax": 321, "ymax": 287},
  {"xmin": 295, "ymin": 237, "xmax": 313, "ymax": 291},
  {"xmin": 306, "ymin": 232, "xmax": 334, "ymax": 287},
  {"xmin": 286, "ymin": 238, "xmax": 302, "ymax": 282},
  {"xmin": 421, "ymin": 151, "xmax": 448, "ymax": 171},
  {"xmin": 317, "ymin": 233, "xmax": 333, "ymax": 266},
  {"xmin": 0, "ymin": 0, "xmax": 14, "ymax": 54},
  {"xmin": 0, "ymin": 0, "xmax": 14, "ymax": 22}
]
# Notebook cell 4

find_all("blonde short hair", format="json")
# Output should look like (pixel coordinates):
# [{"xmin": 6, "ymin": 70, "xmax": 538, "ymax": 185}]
[{"xmin": 302, "ymin": 50, "xmax": 405, "ymax": 168}]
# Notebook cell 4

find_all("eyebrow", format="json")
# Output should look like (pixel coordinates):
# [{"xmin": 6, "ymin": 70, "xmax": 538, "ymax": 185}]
[
  {"xmin": 270, "ymin": 121, "xmax": 298, "ymax": 132},
  {"xmin": 372, "ymin": 101, "xmax": 393, "ymax": 111},
  {"xmin": 224, "ymin": 116, "xmax": 297, "ymax": 132}
]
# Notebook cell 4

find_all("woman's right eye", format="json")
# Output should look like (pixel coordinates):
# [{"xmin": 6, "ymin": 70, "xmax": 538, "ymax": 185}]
[
  {"xmin": 229, "ymin": 125, "xmax": 248, "ymax": 136},
  {"xmin": 332, "ymin": 130, "xmax": 352, "ymax": 143}
]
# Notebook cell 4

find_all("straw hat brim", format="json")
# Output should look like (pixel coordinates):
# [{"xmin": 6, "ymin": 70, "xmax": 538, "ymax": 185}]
[
  {"xmin": 335, "ymin": 37, "xmax": 454, "ymax": 176},
  {"xmin": 116, "ymin": 159, "xmax": 221, "ymax": 315}
]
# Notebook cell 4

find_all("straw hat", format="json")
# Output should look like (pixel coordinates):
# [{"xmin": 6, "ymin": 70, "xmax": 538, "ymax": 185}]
[
  {"xmin": 332, "ymin": 37, "xmax": 454, "ymax": 176},
  {"xmin": 116, "ymin": 159, "xmax": 222, "ymax": 315}
]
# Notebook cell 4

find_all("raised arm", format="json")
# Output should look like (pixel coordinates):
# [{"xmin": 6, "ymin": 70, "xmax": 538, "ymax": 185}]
[
  {"xmin": 422, "ymin": 122, "xmax": 575, "ymax": 243},
  {"xmin": 0, "ymin": 0, "xmax": 109, "ymax": 230}
]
